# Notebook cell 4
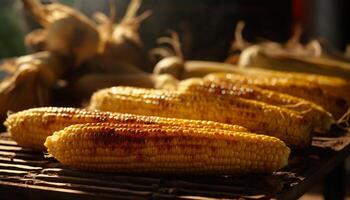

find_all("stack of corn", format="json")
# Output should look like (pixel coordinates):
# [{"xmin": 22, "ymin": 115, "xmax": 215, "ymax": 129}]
[
  {"xmin": 5, "ymin": 68, "xmax": 349, "ymax": 174},
  {"xmin": 88, "ymin": 69, "xmax": 349, "ymax": 148},
  {"xmin": 5, "ymin": 107, "xmax": 290, "ymax": 174},
  {"xmin": 90, "ymin": 86, "xmax": 313, "ymax": 148}
]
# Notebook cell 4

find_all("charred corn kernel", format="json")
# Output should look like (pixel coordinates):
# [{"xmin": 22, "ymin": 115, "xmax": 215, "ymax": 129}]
[
  {"xmin": 4, "ymin": 107, "xmax": 247, "ymax": 150},
  {"xmin": 90, "ymin": 86, "xmax": 313, "ymax": 148},
  {"xmin": 178, "ymin": 78, "xmax": 334, "ymax": 133},
  {"xmin": 45, "ymin": 122, "xmax": 290, "ymax": 174},
  {"xmin": 205, "ymin": 73, "xmax": 349, "ymax": 119}
]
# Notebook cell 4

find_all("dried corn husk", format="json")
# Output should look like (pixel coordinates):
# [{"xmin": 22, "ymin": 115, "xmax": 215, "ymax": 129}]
[
  {"xmin": 224, "ymin": 21, "xmax": 350, "ymax": 79},
  {"xmin": 0, "ymin": 52, "xmax": 64, "ymax": 122},
  {"xmin": 23, "ymin": 0, "xmax": 101, "ymax": 65},
  {"xmin": 89, "ymin": 0, "xmax": 152, "ymax": 72},
  {"xmin": 226, "ymin": 20, "xmax": 251, "ymax": 61},
  {"xmin": 238, "ymin": 45, "xmax": 350, "ymax": 79},
  {"xmin": 152, "ymin": 31, "xmax": 188, "ymax": 78},
  {"xmin": 24, "ymin": 28, "xmax": 47, "ymax": 51}
]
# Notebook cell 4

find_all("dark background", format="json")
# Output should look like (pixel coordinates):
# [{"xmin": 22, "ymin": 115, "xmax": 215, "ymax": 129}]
[{"xmin": 2, "ymin": 0, "xmax": 350, "ymax": 60}]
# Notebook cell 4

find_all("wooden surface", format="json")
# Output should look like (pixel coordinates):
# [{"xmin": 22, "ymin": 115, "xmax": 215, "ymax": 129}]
[{"xmin": 0, "ymin": 132, "xmax": 349, "ymax": 200}]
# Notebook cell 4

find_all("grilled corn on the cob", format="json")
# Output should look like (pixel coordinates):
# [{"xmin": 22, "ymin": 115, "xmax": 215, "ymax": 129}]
[
  {"xmin": 205, "ymin": 73, "xmax": 349, "ymax": 119},
  {"xmin": 90, "ymin": 86, "xmax": 312, "ymax": 148},
  {"xmin": 178, "ymin": 78, "xmax": 334, "ymax": 132},
  {"xmin": 45, "ymin": 122, "xmax": 291, "ymax": 174},
  {"xmin": 234, "ymin": 68, "xmax": 350, "ymax": 103},
  {"xmin": 4, "ymin": 107, "xmax": 247, "ymax": 150}
]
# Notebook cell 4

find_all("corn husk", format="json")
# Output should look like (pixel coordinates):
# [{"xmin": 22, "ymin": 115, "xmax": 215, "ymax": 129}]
[
  {"xmin": 226, "ymin": 21, "xmax": 251, "ymax": 59},
  {"xmin": 152, "ymin": 31, "xmax": 187, "ymax": 78},
  {"xmin": 23, "ymin": 0, "xmax": 101, "ymax": 65},
  {"xmin": 0, "ymin": 52, "xmax": 64, "ymax": 122},
  {"xmin": 89, "ymin": 0, "xmax": 152, "ymax": 72},
  {"xmin": 238, "ymin": 45, "xmax": 350, "ymax": 79},
  {"xmin": 224, "ymin": 21, "xmax": 350, "ymax": 79},
  {"xmin": 24, "ymin": 28, "xmax": 47, "ymax": 51}
]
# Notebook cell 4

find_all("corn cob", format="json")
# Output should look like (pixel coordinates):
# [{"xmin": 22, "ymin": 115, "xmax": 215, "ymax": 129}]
[
  {"xmin": 4, "ymin": 107, "xmax": 247, "ymax": 150},
  {"xmin": 45, "ymin": 122, "xmax": 290, "ymax": 174},
  {"xmin": 178, "ymin": 78, "xmax": 334, "ymax": 132},
  {"xmin": 90, "ymin": 86, "xmax": 313, "ymax": 148},
  {"xmin": 234, "ymin": 68, "xmax": 350, "ymax": 103},
  {"xmin": 205, "ymin": 73, "xmax": 349, "ymax": 119},
  {"xmin": 160, "ymin": 60, "xmax": 350, "ymax": 102}
]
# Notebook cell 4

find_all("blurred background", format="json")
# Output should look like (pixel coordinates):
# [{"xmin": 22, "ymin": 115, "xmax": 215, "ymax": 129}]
[
  {"xmin": 2, "ymin": 0, "xmax": 350, "ymax": 60},
  {"xmin": 1, "ymin": 1, "xmax": 350, "ymax": 199}
]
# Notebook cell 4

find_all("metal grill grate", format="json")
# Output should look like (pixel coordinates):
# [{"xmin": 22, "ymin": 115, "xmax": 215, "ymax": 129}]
[{"xmin": 0, "ymin": 132, "xmax": 349, "ymax": 200}]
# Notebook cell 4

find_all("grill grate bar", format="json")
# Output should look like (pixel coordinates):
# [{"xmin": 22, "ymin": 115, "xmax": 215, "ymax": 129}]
[
  {"xmin": 0, "ymin": 162, "xmax": 43, "ymax": 171},
  {"xmin": 0, "ymin": 169, "xmax": 29, "ymax": 176},
  {"xmin": 0, "ymin": 140, "xmax": 17, "ymax": 146},
  {"xmin": 175, "ymin": 188, "xmax": 267, "ymax": 199},
  {"xmin": 30, "ymin": 173, "xmax": 159, "ymax": 191},
  {"xmin": 162, "ymin": 179, "xmax": 271, "ymax": 195},
  {"xmin": 0, "ymin": 150, "xmax": 45, "ymax": 160},
  {"xmin": 0, "ymin": 156, "xmax": 50, "ymax": 166},
  {"xmin": 40, "ymin": 168, "xmax": 162, "ymax": 185},
  {"xmin": 0, "ymin": 145, "xmax": 40, "ymax": 153},
  {"xmin": 0, "ymin": 181, "xmax": 145, "ymax": 200},
  {"xmin": 3, "ymin": 176, "xmax": 154, "ymax": 197}
]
